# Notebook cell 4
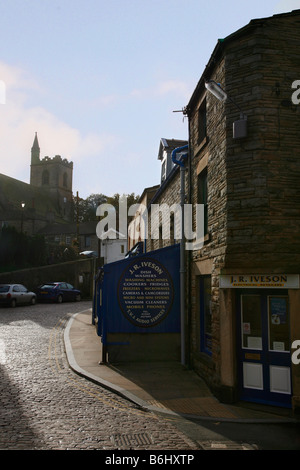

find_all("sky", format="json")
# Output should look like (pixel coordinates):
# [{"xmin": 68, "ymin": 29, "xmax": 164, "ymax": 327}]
[{"xmin": 0, "ymin": 0, "xmax": 299, "ymax": 200}]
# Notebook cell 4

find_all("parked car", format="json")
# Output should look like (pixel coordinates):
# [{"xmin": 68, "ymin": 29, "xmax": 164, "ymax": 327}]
[
  {"xmin": 36, "ymin": 282, "xmax": 81, "ymax": 303},
  {"xmin": 79, "ymin": 250, "xmax": 97, "ymax": 258},
  {"xmin": 0, "ymin": 284, "xmax": 37, "ymax": 307}
]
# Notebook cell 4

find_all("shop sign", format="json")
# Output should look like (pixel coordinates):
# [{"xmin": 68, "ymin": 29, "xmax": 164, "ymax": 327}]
[
  {"xmin": 219, "ymin": 274, "xmax": 299, "ymax": 289},
  {"xmin": 117, "ymin": 258, "xmax": 174, "ymax": 328}
]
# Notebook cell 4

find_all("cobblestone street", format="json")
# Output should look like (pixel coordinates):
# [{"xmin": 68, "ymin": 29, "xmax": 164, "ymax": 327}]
[{"xmin": 0, "ymin": 301, "xmax": 197, "ymax": 450}]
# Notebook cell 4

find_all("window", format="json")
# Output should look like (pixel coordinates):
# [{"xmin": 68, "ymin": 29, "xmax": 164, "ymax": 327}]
[
  {"xmin": 42, "ymin": 170, "xmax": 49, "ymax": 185},
  {"xmin": 198, "ymin": 99, "xmax": 207, "ymax": 144},
  {"xmin": 268, "ymin": 296, "xmax": 289, "ymax": 352},
  {"xmin": 0, "ymin": 286, "xmax": 9, "ymax": 293},
  {"xmin": 241, "ymin": 295, "xmax": 262, "ymax": 350},
  {"xmin": 63, "ymin": 172, "xmax": 68, "ymax": 188},
  {"xmin": 170, "ymin": 214, "xmax": 175, "ymax": 245},
  {"xmin": 121, "ymin": 244, "xmax": 125, "ymax": 254},
  {"xmin": 159, "ymin": 225, "xmax": 163, "ymax": 249},
  {"xmin": 198, "ymin": 168, "xmax": 208, "ymax": 235},
  {"xmin": 200, "ymin": 276, "xmax": 212, "ymax": 355}
]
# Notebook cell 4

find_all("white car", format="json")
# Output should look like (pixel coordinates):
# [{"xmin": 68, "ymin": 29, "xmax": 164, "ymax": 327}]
[
  {"xmin": 79, "ymin": 251, "xmax": 97, "ymax": 258},
  {"xmin": 0, "ymin": 284, "xmax": 37, "ymax": 308}
]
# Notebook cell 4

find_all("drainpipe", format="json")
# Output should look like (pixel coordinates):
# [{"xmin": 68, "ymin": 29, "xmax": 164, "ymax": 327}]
[
  {"xmin": 187, "ymin": 115, "xmax": 192, "ymax": 369},
  {"xmin": 171, "ymin": 145, "xmax": 188, "ymax": 366}
]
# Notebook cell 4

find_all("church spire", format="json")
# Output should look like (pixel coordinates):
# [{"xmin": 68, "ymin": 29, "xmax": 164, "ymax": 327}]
[{"xmin": 31, "ymin": 132, "xmax": 40, "ymax": 164}]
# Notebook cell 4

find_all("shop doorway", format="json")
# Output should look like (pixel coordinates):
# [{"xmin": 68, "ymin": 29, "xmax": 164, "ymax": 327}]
[{"xmin": 237, "ymin": 290, "xmax": 292, "ymax": 407}]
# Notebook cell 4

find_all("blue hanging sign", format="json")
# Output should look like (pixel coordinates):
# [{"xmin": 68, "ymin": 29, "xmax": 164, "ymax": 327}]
[
  {"xmin": 117, "ymin": 257, "xmax": 174, "ymax": 328},
  {"xmin": 95, "ymin": 244, "xmax": 180, "ymax": 338}
]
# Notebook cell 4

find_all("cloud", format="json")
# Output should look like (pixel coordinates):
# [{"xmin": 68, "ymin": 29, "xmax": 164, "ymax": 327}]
[
  {"xmin": 0, "ymin": 61, "xmax": 183, "ymax": 199},
  {"xmin": 79, "ymin": 93, "xmax": 120, "ymax": 110},
  {"xmin": 0, "ymin": 61, "xmax": 117, "ymax": 182},
  {"xmin": 0, "ymin": 62, "xmax": 39, "ymax": 97},
  {"xmin": 130, "ymin": 79, "xmax": 191, "ymax": 101},
  {"xmin": 156, "ymin": 80, "xmax": 191, "ymax": 98}
]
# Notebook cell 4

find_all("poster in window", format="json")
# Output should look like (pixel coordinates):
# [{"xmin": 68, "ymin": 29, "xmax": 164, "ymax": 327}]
[{"xmin": 270, "ymin": 297, "xmax": 287, "ymax": 325}]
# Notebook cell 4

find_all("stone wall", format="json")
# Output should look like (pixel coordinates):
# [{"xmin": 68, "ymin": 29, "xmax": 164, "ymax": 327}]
[
  {"xmin": 187, "ymin": 12, "xmax": 300, "ymax": 396},
  {"xmin": 146, "ymin": 167, "xmax": 187, "ymax": 252},
  {"xmin": 224, "ymin": 16, "xmax": 300, "ymax": 271},
  {"xmin": 0, "ymin": 258, "xmax": 96, "ymax": 298},
  {"xmin": 188, "ymin": 56, "xmax": 227, "ymax": 392}
]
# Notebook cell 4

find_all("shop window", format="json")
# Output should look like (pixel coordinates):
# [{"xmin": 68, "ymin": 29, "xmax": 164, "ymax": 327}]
[
  {"xmin": 200, "ymin": 275, "xmax": 212, "ymax": 355},
  {"xmin": 197, "ymin": 168, "xmax": 208, "ymax": 235}
]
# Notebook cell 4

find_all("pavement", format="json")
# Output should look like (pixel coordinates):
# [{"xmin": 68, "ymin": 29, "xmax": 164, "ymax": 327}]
[{"xmin": 64, "ymin": 309, "xmax": 299, "ymax": 424}]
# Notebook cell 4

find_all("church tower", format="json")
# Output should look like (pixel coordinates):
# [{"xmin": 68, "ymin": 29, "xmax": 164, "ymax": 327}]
[
  {"xmin": 30, "ymin": 133, "xmax": 74, "ymax": 221},
  {"xmin": 31, "ymin": 132, "xmax": 40, "ymax": 164}
]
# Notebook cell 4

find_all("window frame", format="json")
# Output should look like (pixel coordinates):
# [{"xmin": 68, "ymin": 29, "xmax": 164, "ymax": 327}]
[{"xmin": 197, "ymin": 168, "xmax": 208, "ymax": 236}]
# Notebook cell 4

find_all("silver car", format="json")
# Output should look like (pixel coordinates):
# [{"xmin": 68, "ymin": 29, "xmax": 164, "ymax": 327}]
[{"xmin": 0, "ymin": 284, "xmax": 37, "ymax": 307}]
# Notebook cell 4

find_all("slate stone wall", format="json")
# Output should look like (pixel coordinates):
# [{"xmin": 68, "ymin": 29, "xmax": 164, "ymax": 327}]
[{"xmin": 188, "ymin": 13, "xmax": 300, "ymax": 398}]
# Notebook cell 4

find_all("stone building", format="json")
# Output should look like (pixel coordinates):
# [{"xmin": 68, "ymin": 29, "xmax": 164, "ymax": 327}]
[
  {"xmin": 0, "ymin": 134, "xmax": 74, "ymax": 236},
  {"xmin": 30, "ymin": 133, "xmax": 74, "ymax": 222},
  {"xmin": 185, "ymin": 9, "xmax": 300, "ymax": 412},
  {"xmin": 39, "ymin": 222, "xmax": 127, "ymax": 265},
  {"xmin": 127, "ymin": 138, "xmax": 187, "ymax": 254},
  {"xmin": 127, "ymin": 184, "xmax": 159, "ymax": 253},
  {"xmin": 148, "ymin": 138, "xmax": 188, "ymax": 252},
  {"xmin": 38, "ymin": 221, "xmax": 97, "ymax": 254},
  {"xmin": 132, "ymin": 10, "xmax": 300, "ymax": 413}
]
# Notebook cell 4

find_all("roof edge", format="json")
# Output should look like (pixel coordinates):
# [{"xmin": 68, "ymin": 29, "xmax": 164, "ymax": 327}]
[{"xmin": 186, "ymin": 9, "xmax": 300, "ymax": 112}]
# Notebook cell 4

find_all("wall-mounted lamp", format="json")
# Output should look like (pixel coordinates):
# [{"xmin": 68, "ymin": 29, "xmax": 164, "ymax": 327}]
[
  {"xmin": 205, "ymin": 80, "xmax": 227, "ymax": 101},
  {"xmin": 21, "ymin": 201, "xmax": 25, "ymax": 233},
  {"xmin": 205, "ymin": 80, "xmax": 247, "ymax": 139}
]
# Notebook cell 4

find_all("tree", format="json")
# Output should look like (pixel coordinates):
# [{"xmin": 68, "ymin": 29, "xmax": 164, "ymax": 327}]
[
  {"xmin": 105, "ymin": 193, "xmax": 140, "ymax": 232},
  {"xmin": 74, "ymin": 192, "xmax": 140, "ymax": 225},
  {"xmin": 74, "ymin": 193, "xmax": 107, "ymax": 223}
]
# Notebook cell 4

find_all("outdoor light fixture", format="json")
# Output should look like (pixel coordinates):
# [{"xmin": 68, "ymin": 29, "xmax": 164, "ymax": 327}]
[
  {"xmin": 205, "ymin": 80, "xmax": 227, "ymax": 101},
  {"xmin": 21, "ymin": 201, "xmax": 25, "ymax": 233},
  {"xmin": 205, "ymin": 79, "xmax": 247, "ymax": 139}
]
